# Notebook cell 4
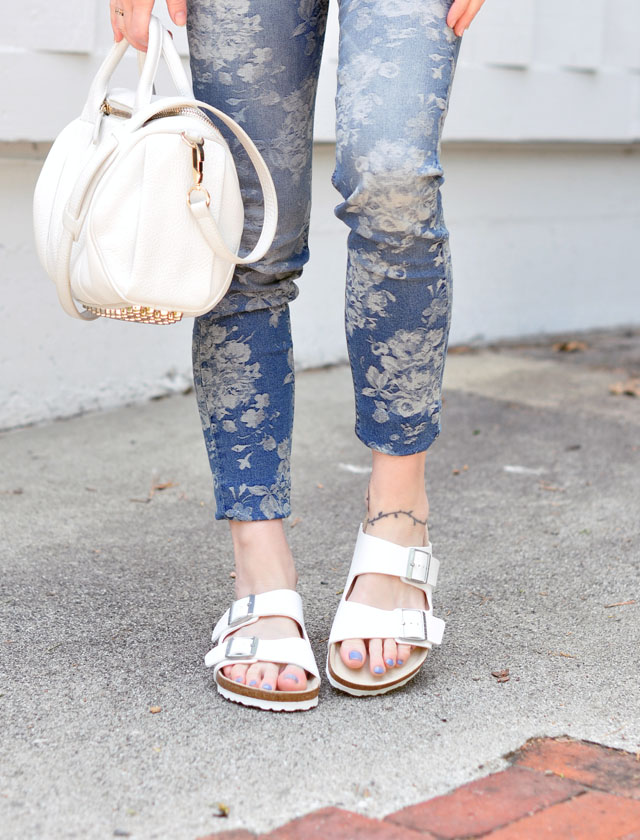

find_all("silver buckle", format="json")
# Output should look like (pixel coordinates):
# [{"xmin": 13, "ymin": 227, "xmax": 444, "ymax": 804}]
[
  {"xmin": 224, "ymin": 636, "xmax": 259, "ymax": 660},
  {"xmin": 228, "ymin": 594, "xmax": 255, "ymax": 627},
  {"xmin": 406, "ymin": 546, "xmax": 431, "ymax": 584},
  {"xmin": 401, "ymin": 609, "xmax": 428, "ymax": 642}
]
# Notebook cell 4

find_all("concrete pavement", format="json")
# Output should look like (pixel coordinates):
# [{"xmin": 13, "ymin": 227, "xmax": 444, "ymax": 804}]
[{"xmin": 1, "ymin": 327, "xmax": 639, "ymax": 839}]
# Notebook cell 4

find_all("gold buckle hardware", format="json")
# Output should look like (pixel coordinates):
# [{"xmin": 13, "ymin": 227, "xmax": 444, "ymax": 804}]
[{"xmin": 181, "ymin": 132, "xmax": 211, "ymax": 207}]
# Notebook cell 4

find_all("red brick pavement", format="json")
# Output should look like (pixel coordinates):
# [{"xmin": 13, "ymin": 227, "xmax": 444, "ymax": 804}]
[{"xmin": 198, "ymin": 736, "xmax": 640, "ymax": 840}]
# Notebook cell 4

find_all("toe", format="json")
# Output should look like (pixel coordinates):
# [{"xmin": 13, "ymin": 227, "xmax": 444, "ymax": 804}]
[
  {"xmin": 383, "ymin": 638, "xmax": 397, "ymax": 669},
  {"xmin": 277, "ymin": 664, "xmax": 307, "ymax": 692},
  {"xmin": 260, "ymin": 662, "xmax": 279, "ymax": 691},
  {"xmin": 396, "ymin": 643, "xmax": 412, "ymax": 666},
  {"xmin": 368, "ymin": 639, "xmax": 386, "ymax": 676},
  {"xmin": 229, "ymin": 663, "xmax": 248, "ymax": 684},
  {"xmin": 245, "ymin": 662, "xmax": 263, "ymax": 687},
  {"xmin": 339, "ymin": 639, "xmax": 367, "ymax": 670}
]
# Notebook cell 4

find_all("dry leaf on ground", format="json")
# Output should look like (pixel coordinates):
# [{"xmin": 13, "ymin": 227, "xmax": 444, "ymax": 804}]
[
  {"xmin": 539, "ymin": 481, "xmax": 564, "ymax": 492},
  {"xmin": 491, "ymin": 668, "xmax": 510, "ymax": 683},
  {"xmin": 553, "ymin": 340, "xmax": 588, "ymax": 352},
  {"xmin": 609, "ymin": 378, "xmax": 640, "ymax": 397}
]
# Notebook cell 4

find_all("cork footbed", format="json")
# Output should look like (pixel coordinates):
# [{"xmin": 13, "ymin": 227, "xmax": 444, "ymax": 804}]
[
  {"xmin": 327, "ymin": 642, "xmax": 429, "ymax": 694},
  {"xmin": 216, "ymin": 671, "xmax": 320, "ymax": 705}
]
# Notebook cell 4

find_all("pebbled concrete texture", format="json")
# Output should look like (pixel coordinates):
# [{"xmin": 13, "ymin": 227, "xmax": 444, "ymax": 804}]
[{"xmin": 1, "ymin": 328, "xmax": 639, "ymax": 839}]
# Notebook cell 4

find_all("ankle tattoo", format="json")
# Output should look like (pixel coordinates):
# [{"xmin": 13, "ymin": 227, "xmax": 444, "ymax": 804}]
[
  {"xmin": 364, "ymin": 488, "xmax": 428, "ymax": 530},
  {"xmin": 363, "ymin": 487, "xmax": 427, "ymax": 531},
  {"xmin": 364, "ymin": 509, "xmax": 428, "ymax": 529}
]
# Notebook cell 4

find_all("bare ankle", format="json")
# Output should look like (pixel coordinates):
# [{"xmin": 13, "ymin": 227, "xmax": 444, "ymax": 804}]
[
  {"xmin": 229, "ymin": 519, "xmax": 297, "ymax": 595},
  {"xmin": 365, "ymin": 485, "xmax": 429, "ymax": 523},
  {"xmin": 363, "ymin": 483, "xmax": 429, "ymax": 545}
]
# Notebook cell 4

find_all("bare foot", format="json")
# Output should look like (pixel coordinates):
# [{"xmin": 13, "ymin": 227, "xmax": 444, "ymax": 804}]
[
  {"xmin": 339, "ymin": 487, "xmax": 430, "ymax": 676},
  {"xmin": 221, "ymin": 613, "xmax": 309, "ymax": 692},
  {"xmin": 220, "ymin": 520, "xmax": 311, "ymax": 692}
]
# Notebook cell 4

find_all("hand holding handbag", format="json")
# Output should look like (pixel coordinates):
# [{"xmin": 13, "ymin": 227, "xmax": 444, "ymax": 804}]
[{"xmin": 32, "ymin": 15, "xmax": 278, "ymax": 324}]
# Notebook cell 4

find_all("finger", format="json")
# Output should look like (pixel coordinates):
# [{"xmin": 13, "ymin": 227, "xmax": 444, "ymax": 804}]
[
  {"xmin": 166, "ymin": 0, "xmax": 187, "ymax": 27},
  {"xmin": 453, "ymin": 0, "xmax": 486, "ymax": 36},
  {"xmin": 128, "ymin": 0, "xmax": 155, "ymax": 51},
  {"xmin": 110, "ymin": 2, "xmax": 125, "ymax": 42},
  {"xmin": 112, "ymin": 1, "xmax": 138, "ymax": 48},
  {"xmin": 446, "ymin": 0, "xmax": 467, "ymax": 30}
]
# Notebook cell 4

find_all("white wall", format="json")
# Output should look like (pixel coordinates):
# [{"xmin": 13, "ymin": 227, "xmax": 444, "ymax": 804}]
[
  {"xmin": 4, "ymin": 0, "xmax": 640, "ymax": 143},
  {"xmin": 1, "ymin": 0, "xmax": 639, "ymax": 430}
]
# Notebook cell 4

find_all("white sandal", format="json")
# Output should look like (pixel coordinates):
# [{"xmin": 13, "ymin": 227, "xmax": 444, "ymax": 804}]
[
  {"xmin": 326, "ymin": 525, "xmax": 445, "ymax": 696},
  {"xmin": 204, "ymin": 589, "xmax": 320, "ymax": 712}
]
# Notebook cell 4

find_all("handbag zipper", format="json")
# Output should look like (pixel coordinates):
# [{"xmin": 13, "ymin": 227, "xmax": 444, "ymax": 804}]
[
  {"xmin": 101, "ymin": 98, "xmax": 220, "ymax": 135},
  {"xmin": 101, "ymin": 99, "xmax": 134, "ymax": 119}
]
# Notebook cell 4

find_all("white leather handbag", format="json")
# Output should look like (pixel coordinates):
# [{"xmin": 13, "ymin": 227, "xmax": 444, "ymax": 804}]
[{"xmin": 32, "ymin": 15, "xmax": 278, "ymax": 325}]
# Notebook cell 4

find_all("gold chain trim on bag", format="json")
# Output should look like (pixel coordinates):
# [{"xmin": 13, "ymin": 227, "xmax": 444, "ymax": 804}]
[{"xmin": 83, "ymin": 304, "xmax": 183, "ymax": 324}]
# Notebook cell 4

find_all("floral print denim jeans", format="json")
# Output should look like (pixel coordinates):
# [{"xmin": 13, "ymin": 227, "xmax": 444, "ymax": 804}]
[{"xmin": 187, "ymin": 0, "xmax": 462, "ymax": 521}]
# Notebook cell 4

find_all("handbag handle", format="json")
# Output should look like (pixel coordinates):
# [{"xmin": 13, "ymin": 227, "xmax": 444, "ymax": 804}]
[
  {"xmin": 135, "ymin": 17, "xmax": 192, "ymax": 109},
  {"xmin": 187, "ymin": 101, "xmax": 278, "ymax": 267},
  {"xmin": 81, "ymin": 14, "xmax": 191, "ymax": 126}
]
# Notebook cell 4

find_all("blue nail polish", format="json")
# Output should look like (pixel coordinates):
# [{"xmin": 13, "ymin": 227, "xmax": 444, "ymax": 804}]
[
  {"xmin": 386, "ymin": 658, "xmax": 394, "ymax": 666},
  {"xmin": 249, "ymin": 680, "xmax": 258, "ymax": 686},
  {"xmin": 397, "ymin": 659, "xmax": 404, "ymax": 666},
  {"xmin": 262, "ymin": 683, "xmax": 273, "ymax": 691},
  {"xmin": 349, "ymin": 650, "xmax": 363, "ymax": 661},
  {"xmin": 284, "ymin": 674, "xmax": 299, "ymax": 683},
  {"xmin": 374, "ymin": 666, "xmax": 384, "ymax": 674},
  {"xmin": 235, "ymin": 677, "xmax": 243, "ymax": 683}
]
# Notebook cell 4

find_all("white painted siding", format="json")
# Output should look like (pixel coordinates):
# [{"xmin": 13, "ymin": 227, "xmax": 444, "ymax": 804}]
[
  {"xmin": 3, "ymin": 0, "xmax": 639, "ymax": 142},
  {"xmin": 1, "ymin": 0, "xmax": 639, "ymax": 429}
]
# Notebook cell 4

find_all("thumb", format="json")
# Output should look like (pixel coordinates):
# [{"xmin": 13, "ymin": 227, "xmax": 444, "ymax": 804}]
[{"xmin": 166, "ymin": 0, "xmax": 187, "ymax": 26}]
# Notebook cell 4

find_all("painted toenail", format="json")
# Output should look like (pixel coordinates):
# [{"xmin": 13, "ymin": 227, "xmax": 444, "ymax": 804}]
[
  {"xmin": 235, "ymin": 677, "xmax": 243, "ymax": 682},
  {"xmin": 262, "ymin": 683, "xmax": 273, "ymax": 690},
  {"xmin": 374, "ymin": 666, "xmax": 384, "ymax": 674},
  {"xmin": 397, "ymin": 659, "xmax": 404, "ymax": 665},
  {"xmin": 386, "ymin": 658, "xmax": 394, "ymax": 666},
  {"xmin": 249, "ymin": 680, "xmax": 258, "ymax": 686},
  {"xmin": 283, "ymin": 674, "xmax": 299, "ymax": 683},
  {"xmin": 349, "ymin": 651, "xmax": 363, "ymax": 661}
]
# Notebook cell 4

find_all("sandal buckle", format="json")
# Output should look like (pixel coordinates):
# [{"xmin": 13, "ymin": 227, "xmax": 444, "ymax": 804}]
[
  {"xmin": 406, "ymin": 546, "xmax": 431, "ymax": 584},
  {"xmin": 228, "ymin": 594, "xmax": 256, "ymax": 627},
  {"xmin": 401, "ymin": 608, "xmax": 428, "ymax": 642},
  {"xmin": 224, "ymin": 636, "xmax": 259, "ymax": 660}
]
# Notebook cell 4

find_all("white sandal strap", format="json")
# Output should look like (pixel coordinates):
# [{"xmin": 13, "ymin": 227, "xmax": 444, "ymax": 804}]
[
  {"xmin": 204, "ymin": 635, "xmax": 320, "ymax": 679},
  {"xmin": 211, "ymin": 589, "xmax": 306, "ymax": 644},
  {"xmin": 350, "ymin": 525, "xmax": 440, "ymax": 589},
  {"xmin": 328, "ymin": 600, "xmax": 445, "ymax": 649}
]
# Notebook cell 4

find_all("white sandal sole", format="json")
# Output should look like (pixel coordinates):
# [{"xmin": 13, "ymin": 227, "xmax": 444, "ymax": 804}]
[
  {"xmin": 325, "ymin": 644, "xmax": 429, "ymax": 696},
  {"xmin": 216, "ymin": 673, "xmax": 320, "ymax": 711}
]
